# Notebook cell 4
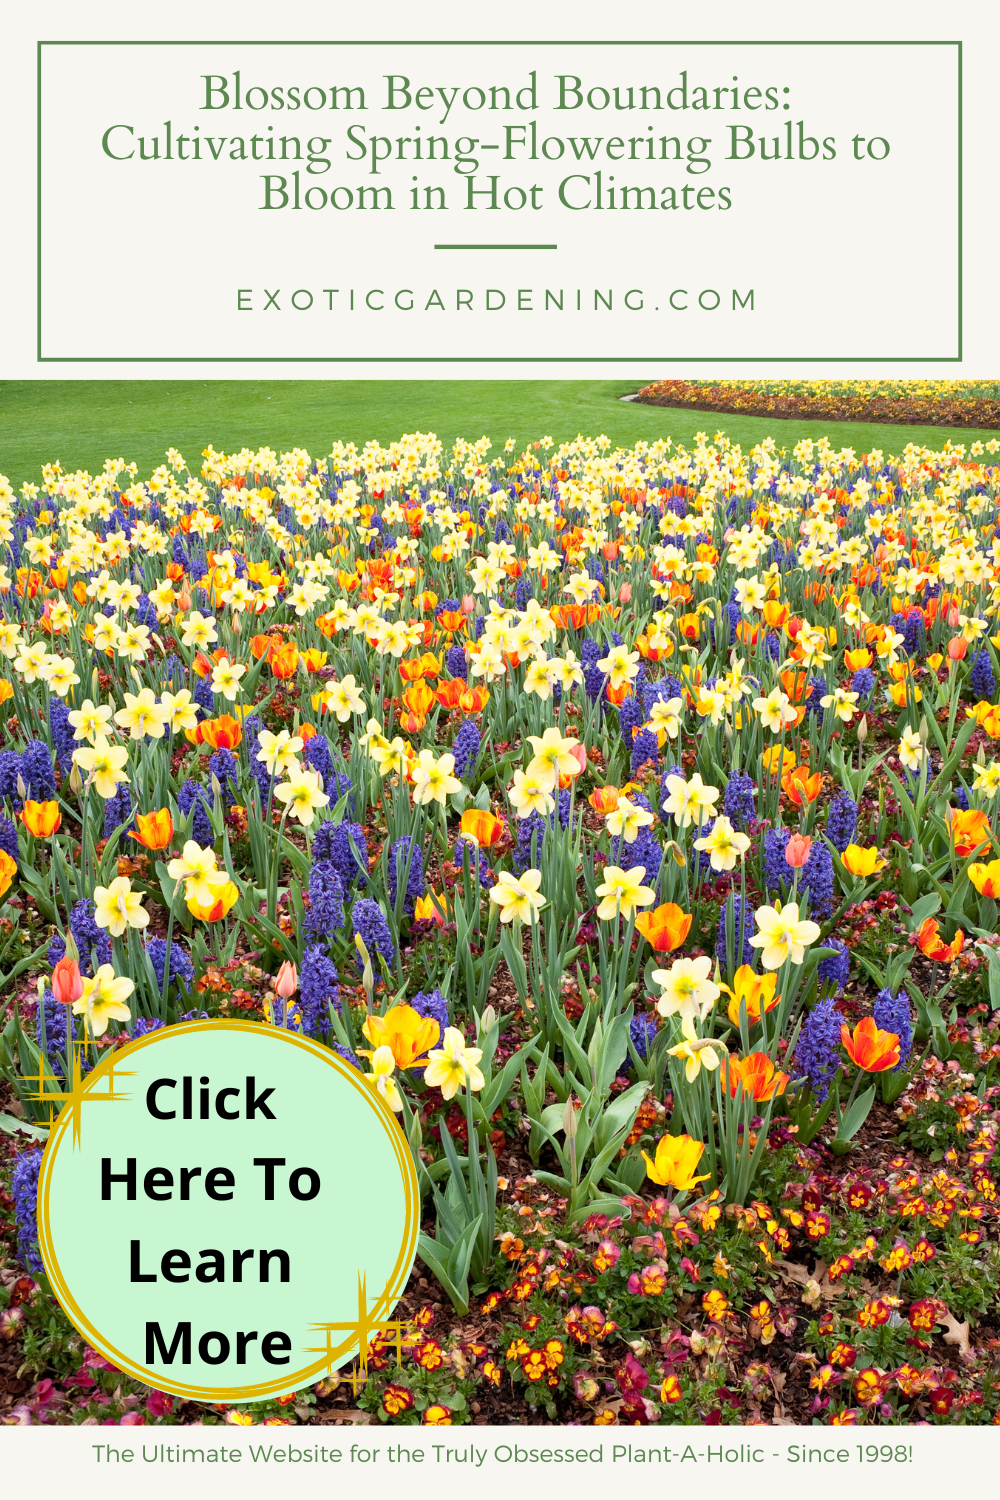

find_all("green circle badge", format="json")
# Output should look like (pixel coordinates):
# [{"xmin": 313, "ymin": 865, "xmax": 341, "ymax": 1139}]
[{"xmin": 37, "ymin": 1021, "xmax": 418, "ymax": 1402}]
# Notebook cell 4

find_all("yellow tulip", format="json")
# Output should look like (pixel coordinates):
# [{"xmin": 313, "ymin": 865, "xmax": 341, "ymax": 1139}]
[
  {"xmin": 641, "ymin": 1132, "xmax": 711, "ymax": 1191},
  {"xmin": 841, "ymin": 843, "xmax": 887, "ymax": 876}
]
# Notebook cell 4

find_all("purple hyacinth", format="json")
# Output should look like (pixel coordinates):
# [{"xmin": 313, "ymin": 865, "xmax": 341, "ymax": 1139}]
[
  {"xmin": 314, "ymin": 820, "xmax": 369, "ymax": 890},
  {"xmin": 851, "ymin": 667, "xmax": 875, "ymax": 701},
  {"xmin": 826, "ymin": 792, "xmax": 858, "ymax": 854},
  {"xmin": 724, "ymin": 771, "xmax": 756, "ymax": 831},
  {"xmin": 303, "ymin": 733, "xmax": 334, "ymax": 787},
  {"xmin": 351, "ymin": 898, "xmax": 396, "ymax": 972},
  {"xmin": 48, "ymin": 696, "xmax": 75, "ymax": 770},
  {"xmin": 36, "ymin": 989, "xmax": 76, "ymax": 1076},
  {"xmin": 208, "ymin": 749, "xmax": 240, "ymax": 805},
  {"xmin": 298, "ymin": 945, "xmax": 340, "ymax": 1034},
  {"xmin": 21, "ymin": 740, "xmax": 56, "ymax": 802},
  {"xmin": 11, "ymin": 1149, "xmax": 44, "ymax": 1275},
  {"xmin": 47, "ymin": 897, "xmax": 113, "ymax": 977},
  {"xmin": 873, "ymin": 988, "xmax": 913, "ymax": 1071},
  {"xmin": 0, "ymin": 814, "xmax": 18, "ymax": 870},
  {"xmin": 630, "ymin": 727, "xmax": 659, "ymax": 777},
  {"xmin": 628, "ymin": 1013, "xmax": 659, "ymax": 1062},
  {"xmin": 970, "ymin": 649, "xmax": 996, "ymax": 703},
  {"xmin": 305, "ymin": 860, "xmax": 346, "ymax": 936},
  {"xmin": 792, "ymin": 998, "xmax": 844, "ymax": 1103},
  {"xmin": 453, "ymin": 835, "xmax": 494, "ymax": 887},
  {"xmin": 618, "ymin": 691, "xmax": 644, "ymax": 748},
  {"xmin": 387, "ymin": 836, "xmax": 426, "ymax": 916},
  {"xmin": 445, "ymin": 645, "xmax": 468, "ymax": 681},
  {"xmin": 818, "ymin": 938, "xmax": 850, "ymax": 994},
  {"xmin": 411, "ymin": 988, "xmax": 448, "ymax": 1040},
  {"xmin": 451, "ymin": 719, "xmax": 481, "ymax": 779},
  {"xmin": 145, "ymin": 938, "xmax": 195, "ymax": 995},
  {"xmin": 763, "ymin": 827, "xmax": 835, "ymax": 918},
  {"xmin": 178, "ymin": 780, "xmax": 212, "ymax": 844}
]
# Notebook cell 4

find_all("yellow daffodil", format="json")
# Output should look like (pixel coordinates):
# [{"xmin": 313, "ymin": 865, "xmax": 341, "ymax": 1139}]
[
  {"xmin": 73, "ymin": 964, "xmax": 134, "ymax": 1038},
  {"xmin": 274, "ymin": 767, "xmax": 331, "ymax": 825},
  {"xmin": 423, "ymin": 1027, "xmax": 485, "ymax": 1100},
  {"xmin": 92, "ymin": 876, "xmax": 148, "ymax": 937},
  {"xmin": 749, "ymin": 901, "xmax": 821, "ymax": 969},
  {"xmin": 364, "ymin": 1046, "xmax": 403, "ymax": 1113},
  {"xmin": 488, "ymin": 868, "xmax": 547, "ymax": 925},
  {"xmin": 71, "ymin": 736, "xmax": 130, "ymax": 799},
  {"xmin": 594, "ymin": 865, "xmax": 656, "ymax": 921}
]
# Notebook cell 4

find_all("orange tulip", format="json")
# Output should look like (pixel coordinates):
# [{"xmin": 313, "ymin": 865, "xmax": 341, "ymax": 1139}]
[
  {"xmin": 946, "ymin": 807, "xmax": 991, "ymax": 858},
  {"xmin": 840, "ymin": 1016, "xmax": 900, "ymax": 1073},
  {"xmin": 199, "ymin": 714, "xmax": 243, "ymax": 750},
  {"xmin": 605, "ymin": 682, "xmax": 632, "ymax": 707},
  {"xmin": 403, "ymin": 680, "xmax": 436, "ymax": 717},
  {"xmin": 129, "ymin": 808, "xmax": 175, "ymax": 850},
  {"xmin": 21, "ymin": 800, "xmax": 61, "ymax": 837},
  {"xmin": 398, "ymin": 711, "xmax": 427, "ymax": 734},
  {"xmin": 589, "ymin": 784, "xmax": 622, "ymax": 814},
  {"xmin": 399, "ymin": 652, "xmax": 441, "ymax": 682},
  {"xmin": 784, "ymin": 765, "xmax": 823, "ymax": 806},
  {"xmin": 249, "ymin": 633, "xmax": 276, "ymax": 660},
  {"xmin": 459, "ymin": 809, "xmax": 507, "ymax": 849},
  {"xmin": 634, "ymin": 902, "xmax": 692, "ymax": 953},
  {"xmin": 187, "ymin": 879, "xmax": 240, "ymax": 922},
  {"xmin": 723, "ymin": 1051, "xmax": 790, "ymax": 1101},
  {"xmin": 0, "ymin": 849, "xmax": 14, "ymax": 900},
  {"xmin": 968, "ymin": 858, "xmax": 1000, "ymax": 898},
  {"xmin": 459, "ymin": 686, "xmax": 490, "ymax": 714},
  {"xmin": 784, "ymin": 832, "xmax": 813, "ymax": 868},
  {"xmin": 414, "ymin": 892, "xmax": 447, "ymax": 926},
  {"xmin": 301, "ymin": 648, "xmax": 328, "ymax": 672},
  {"xmin": 435, "ymin": 678, "xmax": 466, "ymax": 710},
  {"xmin": 779, "ymin": 669, "xmax": 811, "ymax": 704},
  {"xmin": 51, "ymin": 955, "xmax": 84, "ymax": 1007},
  {"xmin": 844, "ymin": 648, "xmax": 874, "ymax": 671},
  {"xmin": 437, "ymin": 608, "xmax": 466, "ymax": 633},
  {"xmin": 762, "ymin": 600, "xmax": 790, "ymax": 629},
  {"xmin": 191, "ymin": 651, "xmax": 214, "ymax": 679},
  {"xmin": 270, "ymin": 642, "xmax": 299, "ymax": 678},
  {"xmin": 677, "ymin": 612, "xmax": 702, "ymax": 641},
  {"xmin": 916, "ymin": 917, "xmax": 965, "ymax": 963}
]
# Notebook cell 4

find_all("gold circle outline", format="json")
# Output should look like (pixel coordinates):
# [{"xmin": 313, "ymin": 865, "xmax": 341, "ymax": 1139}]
[{"xmin": 36, "ymin": 1020, "xmax": 418, "ymax": 1402}]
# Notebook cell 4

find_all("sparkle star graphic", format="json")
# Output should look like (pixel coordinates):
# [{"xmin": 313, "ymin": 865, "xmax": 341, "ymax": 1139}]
[
  {"xmin": 304, "ymin": 1272, "xmax": 411, "ymax": 1378},
  {"xmin": 19, "ymin": 1039, "xmax": 132, "ymax": 1148}
]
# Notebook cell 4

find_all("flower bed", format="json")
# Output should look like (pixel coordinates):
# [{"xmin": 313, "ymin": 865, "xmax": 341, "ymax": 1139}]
[
  {"xmin": 1, "ymin": 429, "xmax": 1000, "ymax": 1428},
  {"xmin": 634, "ymin": 381, "xmax": 1000, "ymax": 431}
]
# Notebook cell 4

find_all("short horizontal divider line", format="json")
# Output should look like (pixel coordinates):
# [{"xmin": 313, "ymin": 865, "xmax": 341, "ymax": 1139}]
[{"xmin": 433, "ymin": 243, "xmax": 559, "ymax": 250}]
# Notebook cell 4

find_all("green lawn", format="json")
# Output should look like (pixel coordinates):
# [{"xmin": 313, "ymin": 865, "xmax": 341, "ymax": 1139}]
[{"xmin": 1, "ymin": 380, "xmax": 996, "ymax": 487}]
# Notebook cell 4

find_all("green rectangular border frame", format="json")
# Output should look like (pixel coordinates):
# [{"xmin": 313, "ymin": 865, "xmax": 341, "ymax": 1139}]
[{"xmin": 36, "ymin": 38, "xmax": 963, "ymax": 363}]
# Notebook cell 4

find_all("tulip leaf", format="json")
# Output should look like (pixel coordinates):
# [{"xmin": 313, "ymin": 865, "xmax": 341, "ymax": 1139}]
[
  {"xmin": 0, "ymin": 1112, "xmax": 49, "ymax": 1139},
  {"xmin": 831, "ymin": 1084, "xmax": 876, "ymax": 1149}
]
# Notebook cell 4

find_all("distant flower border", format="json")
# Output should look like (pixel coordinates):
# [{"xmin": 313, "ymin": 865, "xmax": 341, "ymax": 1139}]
[{"xmin": 634, "ymin": 380, "xmax": 1000, "ymax": 431}]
